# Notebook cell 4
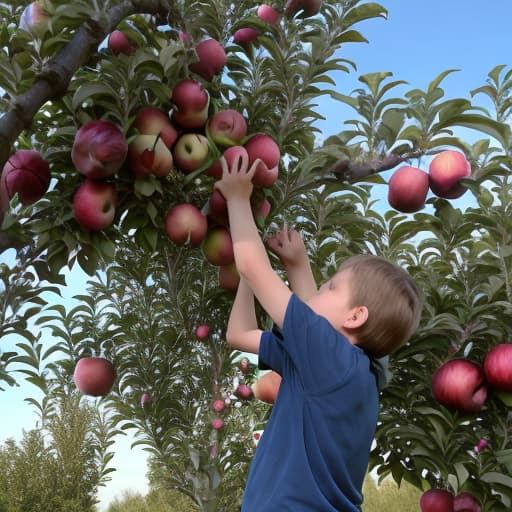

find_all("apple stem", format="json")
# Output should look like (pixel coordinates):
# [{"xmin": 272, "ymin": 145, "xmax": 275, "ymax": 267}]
[{"xmin": 151, "ymin": 132, "xmax": 162, "ymax": 152}]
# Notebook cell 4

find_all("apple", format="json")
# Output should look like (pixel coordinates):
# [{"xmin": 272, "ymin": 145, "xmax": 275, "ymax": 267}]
[
  {"xmin": 252, "ymin": 371, "xmax": 282, "ymax": 404},
  {"xmin": 388, "ymin": 166, "xmax": 429, "ymax": 213},
  {"xmin": 202, "ymin": 226, "xmax": 234, "ymax": 266},
  {"xmin": 235, "ymin": 384, "xmax": 253, "ymax": 400},
  {"xmin": 431, "ymin": 359, "xmax": 488, "ymax": 414},
  {"xmin": 189, "ymin": 38, "xmax": 227, "ymax": 81},
  {"xmin": 211, "ymin": 418, "xmax": 224, "ymax": 430},
  {"xmin": 171, "ymin": 79, "xmax": 210, "ymax": 129},
  {"xmin": 19, "ymin": 1, "xmax": 49, "ymax": 34},
  {"xmin": 239, "ymin": 357, "xmax": 251, "ymax": 373},
  {"xmin": 205, "ymin": 158, "xmax": 223, "ymax": 179},
  {"xmin": 284, "ymin": 0, "xmax": 322, "ymax": 18},
  {"xmin": 207, "ymin": 109, "xmax": 248, "ymax": 147},
  {"xmin": 128, "ymin": 134, "xmax": 173, "ymax": 177},
  {"xmin": 173, "ymin": 134, "xmax": 210, "ymax": 173},
  {"xmin": 483, "ymin": 343, "xmax": 512, "ymax": 391},
  {"xmin": 72, "ymin": 120, "xmax": 128, "ymax": 179},
  {"xmin": 73, "ymin": 357, "xmax": 116, "ymax": 396},
  {"xmin": 453, "ymin": 492, "xmax": 481, "ymax": 512},
  {"xmin": 140, "ymin": 392, "xmax": 152, "ymax": 408},
  {"xmin": 196, "ymin": 324, "xmax": 211, "ymax": 339},
  {"xmin": 212, "ymin": 399, "xmax": 225, "ymax": 413},
  {"xmin": 252, "ymin": 195, "xmax": 272, "ymax": 220},
  {"xmin": 218, "ymin": 262, "xmax": 240, "ymax": 291},
  {"xmin": 1, "ymin": 150, "xmax": 50, "ymax": 205},
  {"xmin": 165, "ymin": 203, "xmax": 208, "ymax": 247},
  {"xmin": 244, "ymin": 133, "xmax": 280, "ymax": 187},
  {"xmin": 233, "ymin": 28, "xmax": 259, "ymax": 49},
  {"xmin": 73, "ymin": 179, "xmax": 117, "ymax": 231},
  {"xmin": 429, "ymin": 150, "xmax": 471, "ymax": 199},
  {"xmin": 133, "ymin": 108, "xmax": 178, "ymax": 148},
  {"xmin": 108, "ymin": 30, "xmax": 136, "ymax": 56},
  {"xmin": 257, "ymin": 4, "xmax": 280, "ymax": 24},
  {"xmin": 208, "ymin": 189, "xmax": 229, "ymax": 226},
  {"xmin": 419, "ymin": 489, "xmax": 454, "ymax": 512}
]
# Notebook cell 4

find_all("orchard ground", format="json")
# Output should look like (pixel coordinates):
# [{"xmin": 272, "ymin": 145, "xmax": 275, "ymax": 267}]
[{"xmin": 2, "ymin": 0, "xmax": 512, "ymax": 509}]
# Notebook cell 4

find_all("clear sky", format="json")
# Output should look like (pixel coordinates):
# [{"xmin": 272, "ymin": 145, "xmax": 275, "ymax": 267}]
[{"xmin": 1, "ymin": 1, "xmax": 512, "ymax": 510}]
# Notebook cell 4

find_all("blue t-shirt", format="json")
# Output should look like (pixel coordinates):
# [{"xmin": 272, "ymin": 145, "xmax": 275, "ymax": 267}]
[{"xmin": 241, "ymin": 294, "xmax": 379, "ymax": 511}]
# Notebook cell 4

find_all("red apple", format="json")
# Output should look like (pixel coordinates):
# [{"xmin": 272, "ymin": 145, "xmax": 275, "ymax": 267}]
[
  {"xmin": 73, "ymin": 179, "xmax": 117, "ymax": 231},
  {"xmin": 432, "ymin": 359, "xmax": 488, "ymax": 414},
  {"xmin": 257, "ymin": 4, "xmax": 280, "ymax": 24},
  {"xmin": 235, "ymin": 384, "xmax": 253, "ymax": 400},
  {"xmin": 239, "ymin": 357, "xmax": 251, "ymax": 373},
  {"xmin": 208, "ymin": 189, "xmax": 229, "ymax": 226},
  {"xmin": 207, "ymin": 109, "xmax": 248, "ymax": 147},
  {"xmin": 202, "ymin": 226, "xmax": 234, "ymax": 266},
  {"xmin": 454, "ymin": 492, "xmax": 481, "ymax": 512},
  {"xmin": 133, "ymin": 108, "xmax": 178, "ymax": 148},
  {"xmin": 128, "ymin": 134, "xmax": 173, "ymax": 177},
  {"xmin": 252, "ymin": 195, "xmax": 272, "ymax": 220},
  {"xmin": 284, "ymin": 0, "xmax": 322, "ymax": 18},
  {"xmin": 211, "ymin": 418, "xmax": 224, "ymax": 430},
  {"xmin": 189, "ymin": 38, "xmax": 227, "ymax": 81},
  {"xmin": 141, "ymin": 392, "xmax": 153, "ymax": 408},
  {"xmin": 419, "ymin": 489, "xmax": 454, "ymax": 512},
  {"xmin": 244, "ymin": 133, "xmax": 280, "ymax": 187},
  {"xmin": 233, "ymin": 28, "xmax": 259, "ymax": 49},
  {"xmin": 196, "ymin": 324, "xmax": 211, "ymax": 339},
  {"xmin": 429, "ymin": 150, "xmax": 471, "ymax": 199},
  {"xmin": 252, "ymin": 371, "xmax": 281, "ymax": 404},
  {"xmin": 218, "ymin": 262, "xmax": 240, "ymax": 291},
  {"xmin": 173, "ymin": 134, "xmax": 210, "ymax": 173},
  {"xmin": 212, "ymin": 399, "xmax": 225, "ymax": 413},
  {"xmin": 484, "ymin": 344, "xmax": 512, "ymax": 391},
  {"xmin": 108, "ymin": 30, "xmax": 136, "ymax": 56},
  {"xmin": 1, "ymin": 150, "xmax": 50, "ymax": 205},
  {"xmin": 74, "ymin": 357, "xmax": 116, "ymax": 396},
  {"xmin": 171, "ymin": 79, "xmax": 210, "ymax": 129},
  {"xmin": 388, "ymin": 165, "xmax": 429, "ymax": 213},
  {"xmin": 19, "ymin": 1, "xmax": 49, "ymax": 34},
  {"xmin": 165, "ymin": 203, "xmax": 208, "ymax": 247},
  {"xmin": 205, "ymin": 158, "xmax": 223, "ymax": 179},
  {"xmin": 72, "ymin": 120, "xmax": 128, "ymax": 179}
]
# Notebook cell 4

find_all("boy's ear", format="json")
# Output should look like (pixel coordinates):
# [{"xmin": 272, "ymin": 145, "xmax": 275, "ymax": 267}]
[{"xmin": 343, "ymin": 306, "xmax": 368, "ymax": 329}]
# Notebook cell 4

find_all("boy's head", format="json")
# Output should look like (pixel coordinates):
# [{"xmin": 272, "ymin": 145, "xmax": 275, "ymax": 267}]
[{"xmin": 337, "ymin": 255, "xmax": 422, "ymax": 358}]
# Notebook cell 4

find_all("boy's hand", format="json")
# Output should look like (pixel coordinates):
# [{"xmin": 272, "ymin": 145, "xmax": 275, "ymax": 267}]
[
  {"xmin": 214, "ymin": 153, "xmax": 261, "ymax": 202},
  {"xmin": 267, "ymin": 224, "xmax": 308, "ymax": 267}
]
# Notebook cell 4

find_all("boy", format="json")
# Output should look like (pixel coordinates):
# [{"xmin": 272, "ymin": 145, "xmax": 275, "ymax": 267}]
[{"xmin": 215, "ymin": 153, "xmax": 422, "ymax": 511}]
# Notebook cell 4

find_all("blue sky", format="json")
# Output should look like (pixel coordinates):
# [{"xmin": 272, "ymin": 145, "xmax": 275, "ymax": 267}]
[{"xmin": 2, "ymin": 1, "xmax": 512, "ymax": 509}]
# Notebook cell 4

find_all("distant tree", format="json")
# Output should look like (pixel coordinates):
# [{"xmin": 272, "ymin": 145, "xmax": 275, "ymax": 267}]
[
  {"xmin": 362, "ymin": 475, "xmax": 421, "ymax": 512},
  {"xmin": 107, "ymin": 488, "xmax": 195, "ymax": 512}
]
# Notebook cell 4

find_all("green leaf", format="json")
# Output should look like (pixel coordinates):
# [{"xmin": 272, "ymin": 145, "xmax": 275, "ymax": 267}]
[{"xmin": 342, "ymin": 3, "xmax": 387, "ymax": 29}]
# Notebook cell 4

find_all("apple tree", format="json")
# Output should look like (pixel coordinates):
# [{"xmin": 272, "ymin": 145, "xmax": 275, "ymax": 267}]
[{"xmin": 1, "ymin": 0, "xmax": 512, "ymax": 510}]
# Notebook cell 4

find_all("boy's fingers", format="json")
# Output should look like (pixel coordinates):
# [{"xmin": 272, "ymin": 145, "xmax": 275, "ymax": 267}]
[
  {"xmin": 219, "ymin": 156, "xmax": 229, "ymax": 177},
  {"xmin": 248, "ymin": 158, "xmax": 261, "ymax": 176}
]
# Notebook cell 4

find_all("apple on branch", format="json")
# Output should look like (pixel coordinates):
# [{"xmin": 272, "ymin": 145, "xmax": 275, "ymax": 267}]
[
  {"xmin": 19, "ymin": 1, "xmax": 49, "ymax": 35},
  {"xmin": 173, "ymin": 134, "xmax": 210, "ymax": 173},
  {"xmin": 284, "ymin": 0, "xmax": 322, "ymax": 18},
  {"xmin": 73, "ymin": 357, "xmax": 117, "ymax": 396},
  {"xmin": 133, "ymin": 108, "xmax": 178, "ymax": 148},
  {"xmin": 165, "ymin": 203, "xmax": 208, "ymax": 247},
  {"xmin": 453, "ymin": 492, "xmax": 481, "ymax": 512},
  {"xmin": 257, "ymin": 4, "xmax": 280, "ymax": 24},
  {"xmin": 189, "ymin": 38, "xmax": 227, "ymax": 81},
  {"xmin": 483, "ymin": 343, "xmax": 512, "ymax": 391},
  {"xmin": 128, "ymin": 134, "xmax": 173, "ymax": 177},
  {"xmin": 202, "ymin": 226, "xmax": 234, "ymax": 266},
  {"xmin": 196, "ymin": 324, "xmax": 211, "ymax": 339},
  {"xmin": 73, "ymin": 179, "xmax": 117, "ymax": 231},
  {"xmin": 108, "ymin": 30, "xmax": 136, "ymax": 56},
  {"xmin": 207, "ymin": 109, "xmax": 248, "ymax": 147},
  {"xmin": 218, "ymin": 262, "xmax": 240, "ymax": 291},
  {"xmin": 233, "ymin": 28, "xmax": 260, "ymax": 50},
  {"xmin": 419, "ymin": 489, "xmax": 454, "ymax": 512},
  {"xmin": 429, "ymin": 150, "xmax": 471, "ymax": 199},
  {"xmin": 252, "ymin": 371, "xmax": 282, "ymax": 404},
  {"xmin": 171, "ymin": 79, "xmax": 210, "ymax": 129},
  {"xmin": 244, "ymin": 133, "xmax": 280, "ymax": 188},
  {"xmin": 388, "ymin": 165, "xmax": 429, "ymax": 213}
]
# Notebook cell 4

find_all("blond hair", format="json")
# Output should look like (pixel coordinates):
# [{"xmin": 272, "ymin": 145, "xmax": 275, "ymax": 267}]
[{"xmin": 339, "ymin": 255, "xmax": 422, "ymax": 358}]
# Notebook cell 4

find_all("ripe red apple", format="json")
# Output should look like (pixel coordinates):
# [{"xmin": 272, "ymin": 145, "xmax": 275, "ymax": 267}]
[
  {"xmin": 108, "ymin": 30, "xmax": 136, "ymax": 56},
  {"xmin": 19, "ymin": 1, "xmax": 49, "ymax": 34},
  {"xmin": 171, "ymin": 79, "xmax": 210, "ymax": 129},
  {"xmin": 128, "ymin": 134, "xmax": 173, "ymax": 177},
  {"xmin": 453, "ymin": 492, "xmax": 481, "ymax": 512},
  {"xmin": 388, "ymin": 165, "xmax": 429, "ymax": 213},
  {"xmin": 233, "ymin": 28, "xmax": 260, "ymax": 49},
  {"xmin": 133, "ymin": 108, "xmax": 178, "ymax": 148},
  {"xmin": 211, "ymin": 418, "xmax": 224, "ymax": 430},
  {"xmin": 1, "ymin": 150, "xmax": 50, "ymax": 205},
  {"xmin": 419, "ymin": 489, "xmax": 454, "ymax": 512},
  {"xmin": 284, "ymin": 0, "xmax": 322, "ymax": 18},
  {"xmin": 257, "ymin": 4, "xmax": 280, "ymax": 24},
  {"xmin": 207, "ymin": 109, "xmax": 248, "ymax": 147},
  {"xmin": 165, "ymin": 203, "xmax": 208, "ymax": 247},
  {"xmin": 235, "ymin": 384, "xmax": 253, "ymax": 400},
  {"xmin": 208, "ymin": 189, "xmax": 229, "ymax": 226},
  {"xmin": 141, "ymin": 392, "xmax": 152, "ymax": 408},
  {"xmin": 483, "ymin": 344, "xmax": 512, "ymax": 391},
  {"xmin": 173, "ymin": 134, "xmax": 210, "ymax": 173},
  {"xmin": 252, "ymin": 371, "xmax": 282, "ymax": 404},
  {"xmin": 72, "ymin": 120, "xmax": 128, "ymax": 179},
  {"xmin": 431, "ymin": 359, "xmax": 488, "ymax": 414},
  {"xmin": 205, "ymin": 158, "xmax": 223, "ymax": 179},
  {"xmin": 202, "ymin": 226, "xmax": 234, "ymax": 266},
  {"xmin": 244, "ymin": 133, "xmax": 280, "ymax": 187},
  {"xmin": 429, "ymin": 150, "xmax": 471, "ymax": 199},
  {"xmin": 218, "ymin": 262, "xmax": 240, "ymax": 291},
  {"xmin": 212, "ymin": 399, "xmax": 225, "ymax": 413},
  {"xmin": 73, "ymin": 179, "xmax": 117, "ymax": 231},
  {"xmin": 189, "ymin": 38, "xmax": 227, "ymax": 81},
  {"xmin": 252, "ymin": 195, "xmax": 272, "ymax": 221},
  {"xmin": 196, "ymin": 324, "xmax": 211, "ymax": 339},
  {"xmin": 73, "ymin": 357, "xmax": 116, "ymax": 396}
]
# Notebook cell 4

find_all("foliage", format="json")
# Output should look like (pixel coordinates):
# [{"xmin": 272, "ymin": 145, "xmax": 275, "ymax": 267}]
[
  {"xmin": 361, "ymin": 475, "xmax": 422, "ymax": 512},
  {"xmin": 106, "ymin": 488, "xmax": 195, "ymax": 512}
]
